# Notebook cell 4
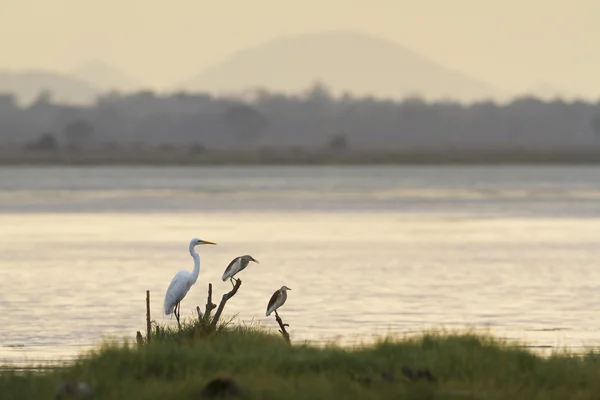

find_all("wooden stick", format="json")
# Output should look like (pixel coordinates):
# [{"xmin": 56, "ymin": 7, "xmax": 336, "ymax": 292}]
[
  {"xmin": 274, "ymin": 310, "xmax": 291, "ymax": 345},
  {"xmin": 210, "ymin": 279, "xmax": 242, "ymax": 328},
  {"xmin": 146, "ymin": 290, "xmax": 151, "ymax": 344}
]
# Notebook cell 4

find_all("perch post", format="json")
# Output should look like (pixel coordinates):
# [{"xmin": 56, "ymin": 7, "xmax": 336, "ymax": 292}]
[{"xmin": 146, "ymin": 290, "xmax": 151, "ymax": 344}]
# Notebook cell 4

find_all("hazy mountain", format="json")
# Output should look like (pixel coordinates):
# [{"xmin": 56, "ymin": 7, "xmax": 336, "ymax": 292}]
[
  {"xmin": 0, "ymin": 70, "xmax": 98, "ymax": 106},
  {"xmin": 70, "ymin": 60, "xmax": 143, "ymax": 92},
  {"xmin": 176, "ymin": 31, "xmax": 508, "ymax": 102}
]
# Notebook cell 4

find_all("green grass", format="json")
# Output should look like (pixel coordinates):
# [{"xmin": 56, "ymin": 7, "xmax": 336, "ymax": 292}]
[{"xmin": 2, "ymin": 319, "xmax": 600, "ymax": 399}]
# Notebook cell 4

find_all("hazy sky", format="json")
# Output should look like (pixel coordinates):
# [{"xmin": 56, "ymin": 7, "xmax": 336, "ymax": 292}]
[{"xmin": 1, "ymin": 0, "xmax": 598, "ymax": 96}]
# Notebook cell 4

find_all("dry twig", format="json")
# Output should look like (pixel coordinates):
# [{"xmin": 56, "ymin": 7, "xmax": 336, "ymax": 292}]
[
  {"xmin": 274, "ymin": 310, "xmax": 291, "ymax": 345},
  {"xmin": 197, "ymin": 283, "xmax": 218, "ymax": 322},
  {"xmin": 210, "ymin": 279, "xmax": 242, "ymax": 328}
]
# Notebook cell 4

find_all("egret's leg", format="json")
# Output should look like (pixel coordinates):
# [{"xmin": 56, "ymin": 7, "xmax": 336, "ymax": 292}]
[
  {"xmin": 229, "ymin": 277, "xmax": 235, "ymax": 289},
  {"xmin": 175, "ymin": 302, "xmax": 181, "ymax": 330}
]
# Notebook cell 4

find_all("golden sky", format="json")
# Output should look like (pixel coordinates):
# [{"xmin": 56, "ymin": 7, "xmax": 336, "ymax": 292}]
[{"xmin": 0, "ymin": 0, "xmax": 597, "ymax": 96}]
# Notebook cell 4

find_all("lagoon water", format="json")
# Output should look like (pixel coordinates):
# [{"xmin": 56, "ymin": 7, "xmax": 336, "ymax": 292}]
[{"xmin": 0, "ymin": 165, "xmax": 600, "ymax": 366}]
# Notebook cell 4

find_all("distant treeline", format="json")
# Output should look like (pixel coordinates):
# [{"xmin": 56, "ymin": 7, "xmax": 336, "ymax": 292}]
[{"xmin": 1, "ymin": 83, "xmax": 600, "ymax": 164}]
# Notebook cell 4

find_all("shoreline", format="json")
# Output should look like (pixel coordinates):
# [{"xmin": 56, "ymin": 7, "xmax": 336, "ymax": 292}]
[
  {"xmin": 2, "ymin": 327, "xmax": 600, "ymax": 399},
  {"xmin": 0, "ymin": 326, "xmax": 596, "ymax": 371},
  {"xmin": 2, "ymin": 148, "xmax": 600, "ymax": 166}
]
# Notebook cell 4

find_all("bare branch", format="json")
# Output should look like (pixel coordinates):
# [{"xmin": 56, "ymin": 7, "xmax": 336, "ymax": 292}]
[
  {"xmin": 197, "ymin": 283, "xmax": 218, "ymax": 323},
  {"xmin": 210, "ymin": 279, "xmax": 242, "ymax": 328},
  {"xmin": 275, "ymin": 310, "xmax": 291, "ymax": 346},
  {"xmin": 206, "ymin": 283, "xmax": 217, "ymax": 316}
]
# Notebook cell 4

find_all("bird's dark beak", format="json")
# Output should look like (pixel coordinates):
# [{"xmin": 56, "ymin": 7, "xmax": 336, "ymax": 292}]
[
  {"xmin": 201, "ymin": 240, "xmax": 217, "ymax": 245},
  {"xmin": 252, "ymin": 258, "xmax": 260, "ymax": 263}
]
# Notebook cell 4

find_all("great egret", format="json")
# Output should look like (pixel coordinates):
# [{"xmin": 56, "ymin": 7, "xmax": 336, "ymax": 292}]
[
  {"xmin": 164, "ymin": 238, "xmax": 216, "ymax": 327},
  {"xmin": 266, "ymin": 285, "xmax": 291, "ymax": 317},
  {"xmin": 221, "ymin": 255, "xmax": 259, "ymax": 288}
]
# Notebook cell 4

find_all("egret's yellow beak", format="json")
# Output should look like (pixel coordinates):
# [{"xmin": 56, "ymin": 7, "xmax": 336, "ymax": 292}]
[{"xmin": 201, "ymin": 240, "xmax": 217, "ymax": 245}]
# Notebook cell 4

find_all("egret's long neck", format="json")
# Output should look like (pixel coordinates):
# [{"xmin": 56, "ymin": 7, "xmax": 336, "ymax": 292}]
[{"xmin": 190, "ymin": 246, "xmax": 200, "ymax": 284}]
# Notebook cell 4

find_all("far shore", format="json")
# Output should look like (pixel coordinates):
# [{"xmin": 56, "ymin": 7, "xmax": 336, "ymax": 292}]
[{"xmin": 2, "ymin": 147, "xmax": 600, "ymax": 166}]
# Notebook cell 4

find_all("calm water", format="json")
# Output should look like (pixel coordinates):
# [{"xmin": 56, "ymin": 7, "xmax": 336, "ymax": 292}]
[{"xmin": 1, "ymin": 165, "xmax": 600, "ymax": 366}]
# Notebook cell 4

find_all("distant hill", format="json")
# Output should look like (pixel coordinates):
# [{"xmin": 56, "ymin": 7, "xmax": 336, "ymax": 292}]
[
  {"xmin": 70, "ymin": 60, "xmax": 143, "ymax": 92},
  {"xmin": 0, "ymin": 70, "xmax": 98, "ymax": 106},
  {"xmin": 0, "ymin": 61, "xmax": 143, "ymax": 106},
  {"xmin": 175, "ymin": 31, "xmax": 508, "ymax": 102}
]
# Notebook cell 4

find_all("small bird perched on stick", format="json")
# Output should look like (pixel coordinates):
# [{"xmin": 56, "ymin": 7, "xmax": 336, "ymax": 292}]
[
  {"xmin": 266, "ymin": 285, "xmax": 291, "ymax": 317},
  {"xmin": 221, "ymin": 254, "xmax": 259, "ymax": 288},
  {"xmin": 266, "ymin": 285, "xmax": 292, "ymax": 345}
]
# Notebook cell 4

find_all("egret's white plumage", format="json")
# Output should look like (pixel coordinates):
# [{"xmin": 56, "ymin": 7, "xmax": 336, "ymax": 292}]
[
  {"xmin": 221, "ymin": 254, "xmax": 259, "ymax": 287},
  {"xmin": 164, "ymin": 238, "xmax": 216, "ymax": 325},
  {"xmin": 266, "ymin": 285, "xmax": 291, "ymax": 317}
]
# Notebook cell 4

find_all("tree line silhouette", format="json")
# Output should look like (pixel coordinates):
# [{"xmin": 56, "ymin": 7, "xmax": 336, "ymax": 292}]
[{"xmin": 1, "ymin": 83, "xmax": 600, "ymax": 162}]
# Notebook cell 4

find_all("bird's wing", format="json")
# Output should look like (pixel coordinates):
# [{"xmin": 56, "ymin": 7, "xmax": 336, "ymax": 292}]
[
  {"xmin": 266, "ymin": 290, "xmax": 281, "ymax": 315},
  {"xmin": 164, "ymin": 270, "xmax": 192, "ymax": 315},
  {"xmin": 222, "ymin": 257, "xmax": 240, "ymax": 280}
]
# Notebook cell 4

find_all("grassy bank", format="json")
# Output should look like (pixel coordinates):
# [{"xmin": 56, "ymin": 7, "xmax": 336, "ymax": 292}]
[{"xmin": 1, "ymin": 322, "xmax": 599, "ymax": 399}]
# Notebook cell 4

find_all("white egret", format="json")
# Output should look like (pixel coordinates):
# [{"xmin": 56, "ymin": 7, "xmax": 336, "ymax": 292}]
[
  {"xmin": 164, "ymin": 238, "xmax": 216, "ymax": 327},
  {"xmin": 266, "ymin": 286, "xmax": 291, "ymax": 317},
  {"xmin": 221, "ymin": 255, "xmax": 259, "ymax": 288}
]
